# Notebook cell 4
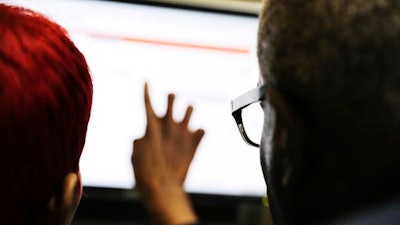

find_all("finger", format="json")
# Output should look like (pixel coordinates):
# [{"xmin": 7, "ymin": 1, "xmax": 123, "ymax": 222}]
[
  {"xmin": 193, "ymin": 129, "xmax": 205, "ymax": 148},
  {"xmin": 181, "ymin": 105, "xmax": 193, "ymax": 127},
  {"xmin": 165, "ymin": 93, "xmax": 175, "ymax": 122},
  {"xmin": 144, "ymin": 83, "xmax": 156, "ymax": 129}
]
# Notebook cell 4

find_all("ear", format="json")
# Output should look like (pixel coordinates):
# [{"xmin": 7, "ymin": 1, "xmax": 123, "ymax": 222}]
[
  {"xmin": 268, "ymin": 87, "xmax": 306, "ymax": 189},
  {"xmin": 41, "ymin": 172, "xmax": 82, "ymax": 225}
]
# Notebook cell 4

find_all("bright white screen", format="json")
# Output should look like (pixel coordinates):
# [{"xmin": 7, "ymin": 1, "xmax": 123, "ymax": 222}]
[{"xmin": 7, "ymin": 0, "xmax": 266, "ymax": 197}]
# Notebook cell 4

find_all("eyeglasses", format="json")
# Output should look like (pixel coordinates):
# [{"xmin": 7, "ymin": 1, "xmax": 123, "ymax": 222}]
[{"xmin": 231, "ymin": 84, "xmax": 267, "ymax": 148}]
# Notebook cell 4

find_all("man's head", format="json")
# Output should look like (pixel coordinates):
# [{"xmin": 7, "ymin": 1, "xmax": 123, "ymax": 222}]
[
  {"xmin": 257, "ymin": 0, "xmax": 400, "ymax": 224},
  {"xmin": 0, "ymin": 4, "xmax": 92, "ymax": 224}
]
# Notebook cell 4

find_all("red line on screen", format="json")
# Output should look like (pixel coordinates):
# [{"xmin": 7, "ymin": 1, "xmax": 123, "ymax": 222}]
[
  {"xmin": 121, "ymin": 36, "xmax": 250, "ymax": 54},
  {"xmin": 76, "ymin": 30, "xmax": 250, "ymax": 54}
]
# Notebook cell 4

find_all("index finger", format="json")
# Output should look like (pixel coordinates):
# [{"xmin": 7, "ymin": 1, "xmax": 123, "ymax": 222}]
[{"xmin": 144, "ymin": 82, "xmax": 156, "ymax": 124}]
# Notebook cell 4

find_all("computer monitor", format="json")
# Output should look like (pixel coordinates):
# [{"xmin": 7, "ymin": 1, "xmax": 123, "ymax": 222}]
[{"xmin": 8, "ymin": 0, "xmax": 265, "ymax": 198}]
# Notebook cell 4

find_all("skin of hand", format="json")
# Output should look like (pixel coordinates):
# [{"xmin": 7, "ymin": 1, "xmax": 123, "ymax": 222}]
[{"xmin": 132, "ymin": 83, "xmax": 205, "ymax": 225}]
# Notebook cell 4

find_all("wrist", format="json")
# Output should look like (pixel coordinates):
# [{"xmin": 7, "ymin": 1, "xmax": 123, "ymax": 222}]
[{"xmin": 140, "ymin": 185, "xmax": 198, "ymax": 225}]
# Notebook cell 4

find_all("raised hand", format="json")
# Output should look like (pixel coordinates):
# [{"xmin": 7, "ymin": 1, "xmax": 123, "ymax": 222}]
[{"xmin": 132, "ymin": 83, "xmax": 204, "ymax": 225}]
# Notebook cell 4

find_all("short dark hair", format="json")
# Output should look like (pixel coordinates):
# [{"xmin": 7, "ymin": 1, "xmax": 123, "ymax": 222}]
[
  {"xmin": 257, "ymin": 1, "xmax": 400, "ymax": 219},
  {"xmin": 0, "ymin": 4, "xmax": 92, "ymax": 224},
  {"xmin": 258, "ymin": 0, "xmax": 400, "ymax": 144}
]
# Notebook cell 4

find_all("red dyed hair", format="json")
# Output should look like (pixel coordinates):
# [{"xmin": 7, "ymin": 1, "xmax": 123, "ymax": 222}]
[{"xmin": 0, "ymin": 4, "xmax": 92, "ymax": 224}]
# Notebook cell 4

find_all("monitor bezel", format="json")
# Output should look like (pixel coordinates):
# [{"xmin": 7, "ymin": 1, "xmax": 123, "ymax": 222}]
[{"xmin": 98, "ymin": 0, "xmax": 260, "ymax": 16}]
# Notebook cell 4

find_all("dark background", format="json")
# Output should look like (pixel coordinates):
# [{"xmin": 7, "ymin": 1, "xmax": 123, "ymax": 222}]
[{"xmin": 72, "ymin": 187, "xmax": 273, "ymax": 225}]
